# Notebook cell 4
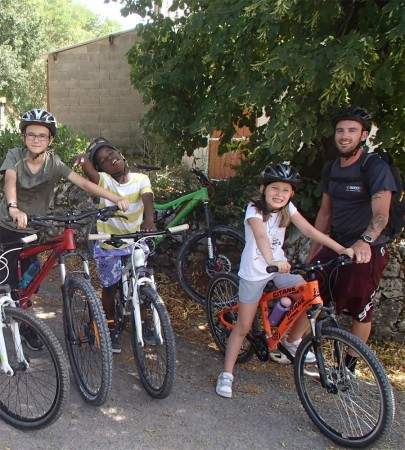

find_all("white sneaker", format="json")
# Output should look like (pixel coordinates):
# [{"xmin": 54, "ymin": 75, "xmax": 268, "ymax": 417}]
[
  {"xmin": 270, "ymin": 336, "xmax": 316, "ymax": 364},
  {"xmin": 216, "ymin": 372, "xmax": 233, "ymax": 398}
]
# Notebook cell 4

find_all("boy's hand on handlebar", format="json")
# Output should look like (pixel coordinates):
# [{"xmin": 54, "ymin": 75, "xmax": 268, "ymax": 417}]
[
  {"xmin": 9, "ymin": 209, "xmax": 28, "ymax": 229},
  {"xmin": 116, "ymin": 199, "xmax": 129, "ymax": 212},
  {"xmin": 141, "ymin": 219, "xmax": 157, "ymax": 232}
]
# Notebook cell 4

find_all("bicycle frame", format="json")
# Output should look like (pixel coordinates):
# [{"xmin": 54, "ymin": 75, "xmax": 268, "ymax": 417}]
[
  {"xmin": 89, "ymin": 224, "xmax": 188, "ymax": 346},
  {"xmin": 17, "ymin": 228, "xmax": 90, "ymax": 308},
  {"xmin": 153, "ymin": 186, "xmax": 209, "ymax": 246},
  {"xmin": 217, "ymin": 280, "xmax": 323, "ymax": 352}
]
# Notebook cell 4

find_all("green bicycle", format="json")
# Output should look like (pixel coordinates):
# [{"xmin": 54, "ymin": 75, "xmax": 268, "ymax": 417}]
[{"xmin": 87, "ymin": 167, "xmax": 245, "ymax": 304}]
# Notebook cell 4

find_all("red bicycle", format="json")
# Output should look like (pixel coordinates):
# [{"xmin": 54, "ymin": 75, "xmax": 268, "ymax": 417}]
[{"xmin": 9, "ymin": 206, "xmax": 120, "ymax": 406}]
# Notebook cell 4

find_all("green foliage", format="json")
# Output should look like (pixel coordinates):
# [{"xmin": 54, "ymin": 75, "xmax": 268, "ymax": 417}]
[
  {"xmin": 123, "ymin": 0, "xmax": 404, "ymax": 178},
  {"xmin": 0, "ymin": 127, "xmax": 23, "ymax": 162},
  {"xmin": 0, "ymin": 0, "xmax": 122, "ymax": 116},
  {"xmin": 51, "ymin": 125, "xmax": 89, "ymax": 168},
  {"xmin": 0, "ymin": 124, "xmax": 88, "ymax": 168}
]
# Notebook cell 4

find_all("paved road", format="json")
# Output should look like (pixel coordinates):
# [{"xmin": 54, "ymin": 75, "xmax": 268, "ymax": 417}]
[{"xmin": 0, "ymin": 299, "xmax": 404, "ymax": 449}]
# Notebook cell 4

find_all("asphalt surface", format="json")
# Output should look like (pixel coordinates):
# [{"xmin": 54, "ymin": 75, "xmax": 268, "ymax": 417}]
[{"xmin": 0, "ymin": 286, "xmax": 404, "ymax": 449}]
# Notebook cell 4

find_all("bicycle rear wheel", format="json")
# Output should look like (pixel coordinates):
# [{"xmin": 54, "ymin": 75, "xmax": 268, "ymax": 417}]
[
  {"xmin": 131, "ymin": 286, "xmax": 176, "ymax": 399},
  {"xmin": 176, "ymin": 225, "xmax": 245, "ymax": 304},
  {"xmin": 206, "ymin": 272, "xmax": 256, "ymax": 364},
  {"xmin": 63, "ymin": 276, "xmax": 113, "ymax": 406},
  {"xmin": 0, "ymin": 307, "xmax": 69, "ymax": 429},
  {"xmin": 294, "ymin": 327, "xmax": 395, "ymax": 448}
]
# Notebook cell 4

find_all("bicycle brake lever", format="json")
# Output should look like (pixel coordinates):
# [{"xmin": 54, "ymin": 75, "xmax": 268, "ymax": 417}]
[{"xmin": 105, "ymin": 239, "xmax": 125, "ymax": 248}]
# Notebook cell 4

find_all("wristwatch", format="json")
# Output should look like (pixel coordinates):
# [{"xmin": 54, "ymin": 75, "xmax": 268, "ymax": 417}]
[
  {"xmin": 360, "ymin": 235, "xmax": 373, "ymax": 244},
  {"xmin": 7, "ymin": 201, "xmax": 18, "ymax": 210}
]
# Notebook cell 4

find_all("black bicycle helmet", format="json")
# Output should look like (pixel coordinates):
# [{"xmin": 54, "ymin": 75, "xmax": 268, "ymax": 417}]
[
  {"xmin": 331, "ymin": 106, "xmax": 372, "ymax": 133},
  {"xmin": 258, "ymin": 163, "xmax": 301, "ymax": 190},
  {"xmin": 20, "ymin": 109, "xmax": 58, "ymax": 136},
  {"xmin": 86, "ymin": 137, "xmax": 118, "ymax": 171}
]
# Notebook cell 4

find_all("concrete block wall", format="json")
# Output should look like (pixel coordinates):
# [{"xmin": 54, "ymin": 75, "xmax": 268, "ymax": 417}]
[{"xmin": 46, "ymin": 30, "xmax": 148, "ymax": 151}]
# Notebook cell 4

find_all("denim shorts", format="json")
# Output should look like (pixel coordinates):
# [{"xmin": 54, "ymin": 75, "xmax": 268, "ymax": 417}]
[{"xmin": 238, "ymin": 273, "xmax": 304, "ymax": 304}]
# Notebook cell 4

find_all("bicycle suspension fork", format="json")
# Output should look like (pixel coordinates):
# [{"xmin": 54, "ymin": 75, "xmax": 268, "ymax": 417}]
[
  {"xmin": 203, "ymin": 201, "xmax": 216, "ymax": 262},
  {"xmin": 307, "ymin": 304, "xmax": 340, "ymax": 393},
  {"xmin": 0, "ymin": 295, "xmax": 28, "ymax": 375}
]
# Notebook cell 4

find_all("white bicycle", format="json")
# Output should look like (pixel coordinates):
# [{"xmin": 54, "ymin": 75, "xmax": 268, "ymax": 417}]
[
  {"xmin": 89, "ymin": 224, "xmax": 188, "ymax": 399},
  {"xmin": 0, "ymin": 235, "xmax": 70, "ymax": 429}
]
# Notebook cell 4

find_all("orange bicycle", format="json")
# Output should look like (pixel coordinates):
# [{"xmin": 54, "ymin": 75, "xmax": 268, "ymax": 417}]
[{"xmin": 206, "ymin": 255, "xmax": 395, "ymax": 448}]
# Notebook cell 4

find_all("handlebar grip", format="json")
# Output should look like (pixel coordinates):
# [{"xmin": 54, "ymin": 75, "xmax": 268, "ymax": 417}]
[
  {"xmin": 21, "ymin": 234, "xmax": 38, "ymax": 244},
  {"xmin": 266, "ymin": 265, "xmax": 279, "ymax": 273},
  {"xmin": 88, "ymin": 233, "xmax": 111, "ymax": 241},
  {"xmin": 168, "ymin": 224, "xmax": 189, "ymax": 234}
]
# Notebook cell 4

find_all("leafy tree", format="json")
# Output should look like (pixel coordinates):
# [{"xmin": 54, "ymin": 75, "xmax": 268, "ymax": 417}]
[
  {"xmin": 0, "ymin": 0, "xmax": 121, "ymax": 116},
  {"xmin": 123, "ymin": 0, "xmax": 405, "ymax": 174}
]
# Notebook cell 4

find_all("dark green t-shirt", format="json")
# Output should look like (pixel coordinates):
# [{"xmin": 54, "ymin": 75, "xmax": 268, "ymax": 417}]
[{"xmin": 0, "ymin": 148, "xmax": 72, "ymax": 233}]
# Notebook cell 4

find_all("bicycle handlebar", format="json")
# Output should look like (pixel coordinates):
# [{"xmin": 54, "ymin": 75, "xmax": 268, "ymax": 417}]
[
  {"xmin": 88, "ymin": 224, "xmax": 189, "ymax": 242},
  {"xmin": 190, "ymin": 168, "xmax": 215, "ymax": 188},
  {"xmin": 6, "ymin": 206, "xmax": 120, "ymax": 226},
  {"xmin": 266, "ymin": 254, "xmax": 353, "ymax": 274}
]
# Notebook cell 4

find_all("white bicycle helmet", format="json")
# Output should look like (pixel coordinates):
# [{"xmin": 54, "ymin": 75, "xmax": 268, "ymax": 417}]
[{"xmin": 20, "ymin": 109, "xmax": 58, "ymax": 136}]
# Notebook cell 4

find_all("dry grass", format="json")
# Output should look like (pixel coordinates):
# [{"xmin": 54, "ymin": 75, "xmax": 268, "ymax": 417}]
[{"xmin": 158, "ymin": 273, "xmax": 405, "ymax": 392}]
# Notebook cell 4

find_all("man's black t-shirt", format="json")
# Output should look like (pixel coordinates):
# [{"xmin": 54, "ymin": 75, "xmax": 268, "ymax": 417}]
[{"xmin": 320, "ymin": 152, "xmax": 396, "ymax": 247}]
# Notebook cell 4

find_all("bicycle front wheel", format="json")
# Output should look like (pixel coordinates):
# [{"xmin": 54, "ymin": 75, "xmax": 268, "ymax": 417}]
[
  {"xmin": 0, "ymin": 307, "xmax": 69, "ymax": 429},
  {"xmin": 63, "ymin": 276, "xmax": 113, "ymax": 406},
  {"xmin": 176, "ymin": 225, "xmax": 245, "ymax": 304},
  {"xmin": 131, "ymin": 286, "xmax": 176, "ymax": 399},
  {"xmin": 206, "ymin": 272, "xmax": 256, "ymax": 364},
  {"xmin": 294, "ymin": 327, "xmax": 395, "ymax": 448}
]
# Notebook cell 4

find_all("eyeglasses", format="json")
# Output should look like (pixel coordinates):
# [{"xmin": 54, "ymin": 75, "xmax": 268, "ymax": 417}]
[{"xmin": 25, "ymin": 132, "xmax": 51, "ymax": 142}]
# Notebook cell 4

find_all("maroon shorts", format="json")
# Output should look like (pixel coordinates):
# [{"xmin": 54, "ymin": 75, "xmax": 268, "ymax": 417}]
[{"xmin": 311, "ymin": 244, "xmax": 389, "ymax": 323}]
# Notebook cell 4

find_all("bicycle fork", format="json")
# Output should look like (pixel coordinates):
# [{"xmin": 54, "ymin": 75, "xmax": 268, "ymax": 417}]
[
  {"xmin": 0, "ymin": 295, "xmax": 29, "ymax": 375},
  {"xmin": 132, "ymin": 268, "xmax": 163, "ymax": 346},
  {"xmin": 308, "ymin": 305, "xmax": 341, "ymax": 393}
]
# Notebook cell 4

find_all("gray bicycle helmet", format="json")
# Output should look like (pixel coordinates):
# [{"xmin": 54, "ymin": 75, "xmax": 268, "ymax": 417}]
[
  {"xmin": 331, "ymin": 106, "xmax": 372, "ymax": 133},
  {"xmin": 86, "ymin": 137, "xmax": 118, "ymax": 171},
  {"xmin": 20, "ymin": 109, "xmax": 58, "ymax": 136},
  {"xmin": 258, "ymin": 163, "xmax": 301, "ymax": 190}
]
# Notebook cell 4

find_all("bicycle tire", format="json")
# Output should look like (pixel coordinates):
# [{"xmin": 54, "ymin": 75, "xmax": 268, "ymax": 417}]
[
  {"xmin": 206, "ymin": 272, "xmax": 256, "ymax": 364},
  {"xmin": 294, "ymin": 327, "xmax": 395, "ymax": 448},
  {"xmin": 130, "ymin": 286, "xmax": 176, "ymax": 399},
  {"xmin": 0, "ymin": 307, "xmax": 70, "ymax": 429},
  {"xmin": 63, "ymin": 276, "xmax": 113, "ymax": 405},
  {"xmin": 176, "ymin": 224, "xmax": 245, "ymax": 304}
]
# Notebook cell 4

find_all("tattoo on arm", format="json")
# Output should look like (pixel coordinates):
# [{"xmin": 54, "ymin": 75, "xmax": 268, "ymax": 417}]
[
  {"xmin": 367, "ymin": 190, "xmax": 390, "ymax": 236},
  {"xmin": 368, "ymin": 214, "xmax": 388, "ymax": 235}
]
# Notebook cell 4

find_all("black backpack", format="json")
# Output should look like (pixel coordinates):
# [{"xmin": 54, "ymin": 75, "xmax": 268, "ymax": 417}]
[{"xmin": 325, "ymin": 152, "xmax": 405, "ymax": 242}]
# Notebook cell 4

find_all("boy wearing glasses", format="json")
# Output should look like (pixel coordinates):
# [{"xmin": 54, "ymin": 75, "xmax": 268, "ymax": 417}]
[{"xmin": 0, "ymin": 108, "xmax": 129, "ymax": 350}]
